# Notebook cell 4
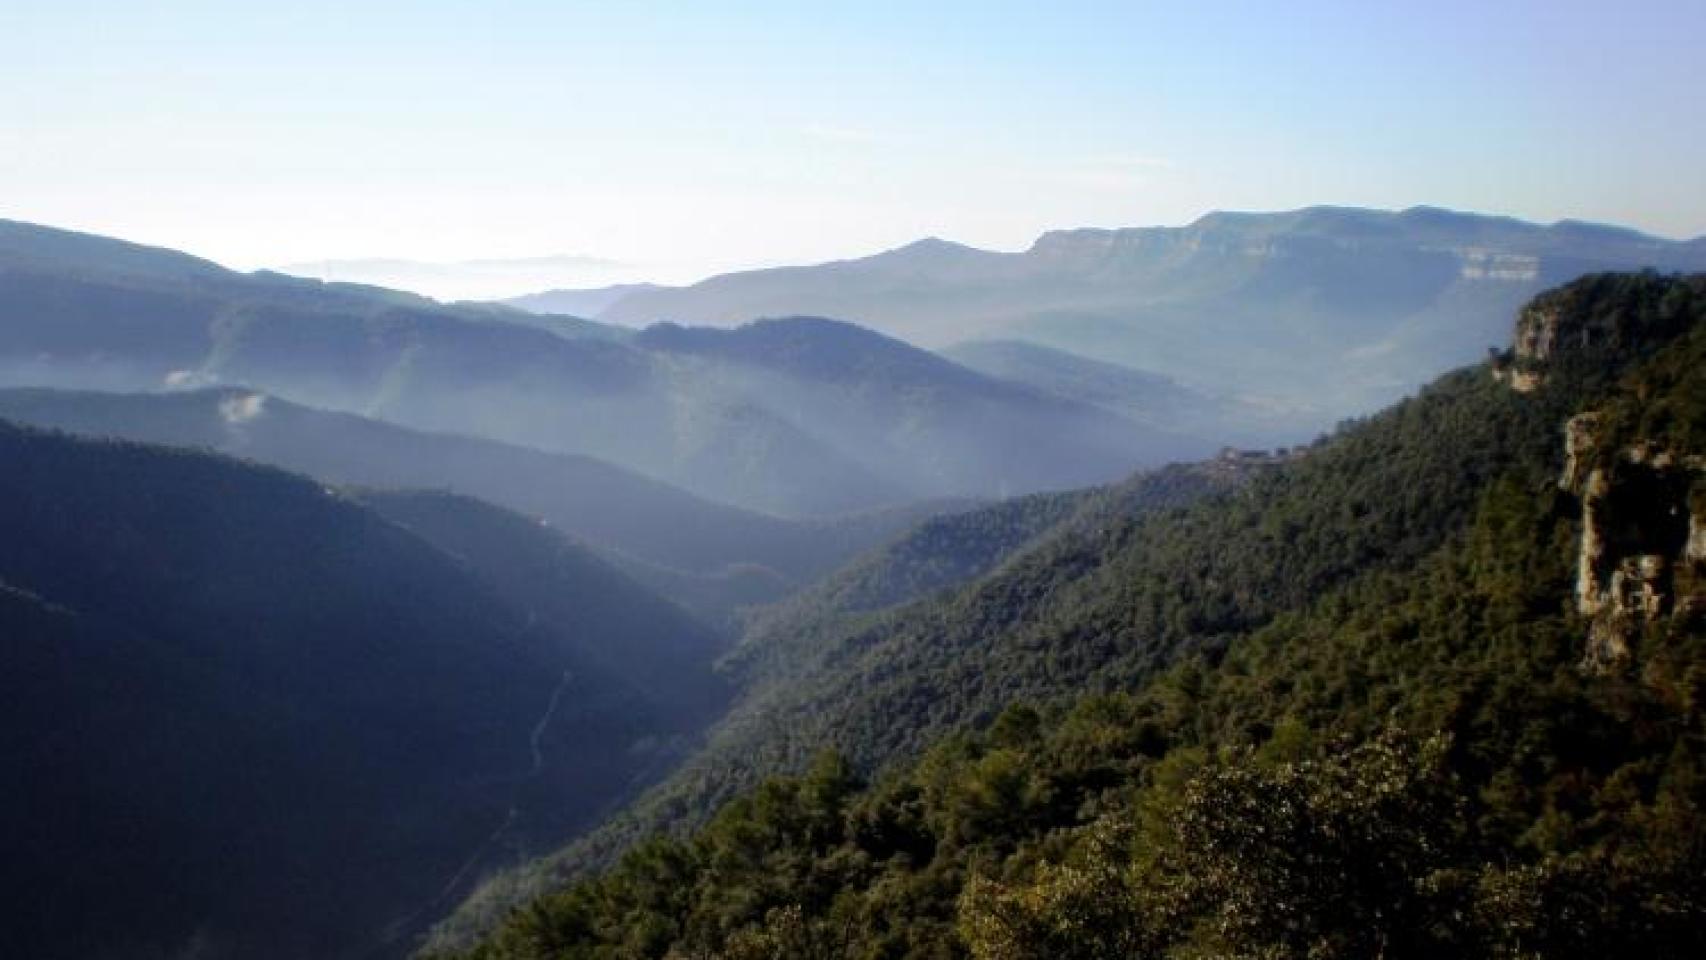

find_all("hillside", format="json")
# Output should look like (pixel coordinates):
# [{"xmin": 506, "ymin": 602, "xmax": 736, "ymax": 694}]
[
  {"xmin": 427, "ymin": 455, "xmax": 1275, "ymax": 949},
  {"xmin": 0, "ymin": 423, "xmax": 729, "ymax": 960},
  {"xmin": 431, "ymin": 272, "xmax": 1706, "ymax": 957},
  {"xmin": 0, "ymin": 387, "xmax": 940, "ymax": 617},
  {"xmin": 355, "ymin": 490, "xmax": 732, "ymax": 722},
  {"xmin": 940, "ymin": 339, "xmax": 1277, "ymax": 444},
  {"xmin": 0, "ymin": 219, "xmax": 1197, "ymax": 515},
  {"xmin": 595, "ymin": 207, "xmax": 1706, "ymax": 434},
  {"xmin": 720, "ymin": 463, "xmax": 1248, "ymax": 694},
  {"xmin": 636, "ymin": 317, "xmax": 1209, "ymax": 501}
]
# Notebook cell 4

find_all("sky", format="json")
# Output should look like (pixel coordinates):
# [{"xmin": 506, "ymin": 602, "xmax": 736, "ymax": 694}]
[{"xmin": 4, "ymin": 0, "xmax": 1705, "ymax": 296}]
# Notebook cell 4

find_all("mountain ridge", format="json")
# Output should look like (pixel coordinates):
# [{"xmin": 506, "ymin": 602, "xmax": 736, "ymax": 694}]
[
  {"xmin": 0, "ymin": 385, "xmax": 942, "ymax": 612},
  {"xmin": 592, "ymin": 206, "xmax": 1706, "ymax": 434},
  {"xmin": 0, "ymin": 219, "xmax": 1193, "ymax": 516}
]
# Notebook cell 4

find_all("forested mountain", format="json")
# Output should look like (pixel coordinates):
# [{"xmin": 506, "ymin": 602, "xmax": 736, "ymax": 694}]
[
  {"xmin": 633, "ymin": 318, "xmax": 1203, "ymax": 503},
  {"xmin": 427, "ymin": 455, "xmax": 1275, "ymax": 948},
  {"xmin": 354, "ymin": 490, "xmax": 731, "ymax": 723},
  {"xmin": 939, "ymin": 339, "xmax": 1277, "ymax": 445},
  {"xmin": 593, "ymin": 207, "xmax": 1706, "ymax": 434},
  {"xmin": 0, "ymin": 423, "xmax": 730, "ymax": 960},
  {"xmin": 432, "ymin": 273, "xmax": 1706, "ymax": 958},
  {"xmin": 719, "ymin": 463, "xmax": 1252, "ymax": 695},
  {"xmin": 0, "ymin": 386, "xmax": 944, "ymax": 621},
  {"xmin": 0, "ymin": 219, "xmax": 1198, "ymax": 515}
]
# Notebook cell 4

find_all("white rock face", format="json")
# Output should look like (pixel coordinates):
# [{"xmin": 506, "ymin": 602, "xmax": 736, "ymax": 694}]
[
  {"xmin": 1567, "ymin": 428, "xmax": 1706, "ymax": 670},
  {"xmin": 1456, "ymin": 249, "xmax": 1540, "ymax": 282},
  {"xmin": 1561, "ymin": 412, "xmax": 1603, "ymax": 491}
]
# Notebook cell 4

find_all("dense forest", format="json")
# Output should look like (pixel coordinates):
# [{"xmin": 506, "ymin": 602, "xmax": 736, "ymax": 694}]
[
  {"xmin": 0, "ymin": 423, "xmax": 734, "ymax": 960},
  {"xmin": 8, "ymin": 3, "xmax": 1706, "ymax": 954},
  {"xmin": 435, "ymin": 273, "xmax": 1706, "ymax": 958}
]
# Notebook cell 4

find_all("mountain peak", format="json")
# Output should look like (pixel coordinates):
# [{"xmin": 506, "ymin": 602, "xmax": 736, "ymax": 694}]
[
  {"xmin": 869, "ymin": 235, "xmax": 991, "ymax": 265},
  {"xmin": 892, "ymin": 236, "xmax": 971, "ymax": 253}
]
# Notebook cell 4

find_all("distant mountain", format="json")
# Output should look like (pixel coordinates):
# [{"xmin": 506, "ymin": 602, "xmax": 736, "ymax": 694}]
[
  {"xmin": 593, "ymin": 206, "xmax": 1706, "ymax": 432},
  {"xmin": 443, "ymin": 301, "xmax": 634, "ymax": 342},
  {"xmin": 0, "ymin": 387, "xmax": 937, "ymax": 616},
  {"xmin": 504, "ymin": 283, "xmax": 664, "ymax": 319},
  {"xmin": 275, "ymin": 254, "xmax": 636, "ymax": 302},
  {"xmin": 941, "ymin": 339, "xmax": 1281, "ymax": 445},
  {"xmin": 0, "ymin": 421, "xmax": 724, "ymax": 960},
  {"xmin": 0, "ymin": 219, "xmax": 1206, "ymax": 514},
  {"xmin": 633, "ymin": 316, "xmax": 1212, "ymax": 502}
]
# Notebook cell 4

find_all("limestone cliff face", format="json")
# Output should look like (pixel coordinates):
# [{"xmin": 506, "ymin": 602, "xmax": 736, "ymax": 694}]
[
  {"xmin": 1491, "ymin": 300, "xmax": 1568, "ymax": 391},
  {"xmin": 1561, "ymin": 416, "xmax": 1706, "ymax": 668},
  {"xmin": 1493, "ymin": 274, "xmax": 1706, "ymax": 666},
  {"xmin": 1560, "ymin": 411, "xmax": 1603, "ymax": 492},
  {"xmin": 1490, "ymin": 273, "xmax": 1697, "ymax": 393},
  {"xmin": 1514, "ymin": 302, "xmax": 1563, "ymax": 363}
]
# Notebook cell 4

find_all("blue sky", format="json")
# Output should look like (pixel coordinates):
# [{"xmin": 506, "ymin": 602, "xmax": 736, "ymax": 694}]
[{"xmin": 4, "ymin": 0, "xmax": 1703, "ymax": 287}]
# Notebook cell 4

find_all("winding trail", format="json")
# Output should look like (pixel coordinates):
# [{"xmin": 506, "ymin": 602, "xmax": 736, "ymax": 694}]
[
  {"xmin": 379, "ymin": 650, "xmax": 574, "ymax": 946},
  {"xmin": 428, "ymin": 667, "xmax": 575, "ymax": 905},
  {"xmin": 527, "ymin": 669, "xmax": 571, "ymax": 775}
]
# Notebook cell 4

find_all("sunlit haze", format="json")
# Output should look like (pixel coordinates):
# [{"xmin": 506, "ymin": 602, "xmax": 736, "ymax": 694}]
[{"xmin": 6, "ymin": 0, "xmax": 1706, "ymax": 298}]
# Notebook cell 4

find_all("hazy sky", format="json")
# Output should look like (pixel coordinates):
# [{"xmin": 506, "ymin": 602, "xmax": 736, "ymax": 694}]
[{"xmin": 5, "ymin": 0, "xmax": 1704, "ymax": 288}]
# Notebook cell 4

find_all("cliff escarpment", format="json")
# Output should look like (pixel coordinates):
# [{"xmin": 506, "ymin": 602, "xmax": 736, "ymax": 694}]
[
  {"xmin": 1502, "ymin": 273, "xmax": 1706, "ymax": 667},
  {"xmin": 1559, "ymin": 416, "xmax": 1706, "ymax": 666}
]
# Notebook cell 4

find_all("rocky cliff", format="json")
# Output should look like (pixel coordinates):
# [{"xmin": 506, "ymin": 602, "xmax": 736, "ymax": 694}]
[
  {"xmin": 1493, "ymin": 271, "xmax": 1703, "ymax": 392},
  {"xmin": 1560, "ymin": 419, "xmax": 1705, "ymax": 667},
  {"xmin": 1498, "ymin": 273, "xmax": 1706, "ymax": 667}
]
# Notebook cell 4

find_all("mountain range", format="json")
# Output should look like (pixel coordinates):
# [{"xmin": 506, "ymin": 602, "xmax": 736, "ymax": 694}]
[
  {"xmin": 7, "ymin": 208, "xmax": 1706, "ymax": 959},
  {"xmin": 554, "ymin": 206, "xmax": 1706, "ymax": 432},
  {"xmin": 0, "ymin": 219, "xmax": 1203, "ymax": 516},
  {"xmin": 274, "ymin": 256, "xmax": 637, "ymax": 303}
]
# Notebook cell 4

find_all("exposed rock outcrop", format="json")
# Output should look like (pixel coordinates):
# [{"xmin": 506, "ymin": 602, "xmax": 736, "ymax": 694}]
[
  {"xmin": 1495, "ymin": 275, "xmax": 1706, "ymax": 666},
  {"xmin": 1562, "ymin": 418, "xmax": 1706, "ymax": 669},
  {"xmin": 1560, "ymin": 412, "xmax": 1603, "ymax": 492},
  {"xmin": 1491, "ymin": 272, "xmax": 1702, "ymax": 393},
  {"xmin": 1514, "ymin": 302, "xmax": 1565, "ymax": 364},
  {"xmin": 1491, "ymin": 300, "xmax": 1570, "ymax": 391}
]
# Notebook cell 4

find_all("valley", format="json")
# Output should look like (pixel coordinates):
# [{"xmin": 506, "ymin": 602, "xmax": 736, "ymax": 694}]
[
  {"xmin": 2, "ymin": 223, "xmax": 1703, "ymax": 960},
  {"xmin": 9, "ymin": 8, "xmax": 1704, "ymax": 957}
]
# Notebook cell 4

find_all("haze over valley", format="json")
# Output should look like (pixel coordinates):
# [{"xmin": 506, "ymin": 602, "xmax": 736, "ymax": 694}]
[
  {"xmin": 516, "ymin": 206, "xmax": 1706, "ymax": 428},
  {"xmin": 5, "ymin": 2, "xmax": 1706, "ymax": 959}
]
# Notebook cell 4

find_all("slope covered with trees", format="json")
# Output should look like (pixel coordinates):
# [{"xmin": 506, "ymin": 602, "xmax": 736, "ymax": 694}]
[
  {"xmin": 0, "ymin": 386, "xmax": 944, "ymax": 623},
  {"xmin": 0, "ymin": 423, "xmax": 730, "ymax": 960},
  {"xmin": 434, "ymin": 273, "xmax": 1706, "ymax": 958}
]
